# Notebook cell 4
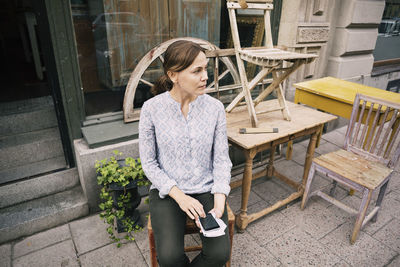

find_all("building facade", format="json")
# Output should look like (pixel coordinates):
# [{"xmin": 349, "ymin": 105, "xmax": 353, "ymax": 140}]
[{"xmin": 1, "ymin": 0, "xmax": 399, "ymax": 243}]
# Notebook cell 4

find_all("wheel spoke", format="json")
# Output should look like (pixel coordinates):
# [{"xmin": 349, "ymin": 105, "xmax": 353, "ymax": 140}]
[{"xmin": 139, "ymin": 78, "xmax": 154, "ymax": 87}]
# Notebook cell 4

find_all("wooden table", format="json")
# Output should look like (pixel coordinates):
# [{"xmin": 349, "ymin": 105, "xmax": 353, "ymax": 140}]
[
  {"xmin": 227, "ymin": 100, "xmax": 336, "ymax": 231},
  {"xmin": 294, "ymin": 76, "xmax": 400, "ymax": 119},
  {"xmin": 288, "ymin": 76, "xmax": 400, "ymax": 157}
]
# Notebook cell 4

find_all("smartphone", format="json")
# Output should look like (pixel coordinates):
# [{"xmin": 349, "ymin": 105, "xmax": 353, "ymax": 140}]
[{"xmin": 199, "ymin": 213, "xmax": 220, "ymax": 231}]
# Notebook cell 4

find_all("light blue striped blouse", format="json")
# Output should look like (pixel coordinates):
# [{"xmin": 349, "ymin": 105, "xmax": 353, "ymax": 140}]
[{"xmin": 139, "ymin": 91, "xmax": 232, "ymax": 199}]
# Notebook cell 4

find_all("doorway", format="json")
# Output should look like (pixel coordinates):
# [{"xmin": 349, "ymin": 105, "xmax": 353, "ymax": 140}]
[{"xmin": 0, "ymin": 0, "xmax": 67, "ymax": 184}]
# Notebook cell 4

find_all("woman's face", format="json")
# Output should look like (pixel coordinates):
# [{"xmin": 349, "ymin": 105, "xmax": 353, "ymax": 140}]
[{"xmin": 169, "ymin": 52, "xmax": 208, "ymax": 97}]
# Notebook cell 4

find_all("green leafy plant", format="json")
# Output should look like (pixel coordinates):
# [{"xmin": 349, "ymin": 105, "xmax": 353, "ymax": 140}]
[{"xmin": 96, "ymin": 150, "xmax": 150, "ymax": 247}]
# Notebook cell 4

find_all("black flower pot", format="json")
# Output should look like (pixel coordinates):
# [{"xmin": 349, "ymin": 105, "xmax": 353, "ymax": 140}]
[
  {"xmin": 110, "ymin": 180, "xmax": 143, "ymax": 233},
  {"xmin": 108, "ymin": 159, "xmax": 143, "ymax": 233}
]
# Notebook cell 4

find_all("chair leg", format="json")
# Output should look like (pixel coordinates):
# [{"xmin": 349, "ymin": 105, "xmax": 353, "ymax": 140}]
[
  {"xmin": 148, "ymin": 229, "xmax": 158, "ymax": 267},
  {"xmin": 372, "ymin": 180, "xmax": 389, "ymax": 223},
  {"xmin": 329, "ymin": 180, "xmax": 338, "ymax": 197},
  {"xmin": 301, "ymin": 162, "xmax": 316, "ymax": 210},
  {"xmin": 351, "ymin": 188, "xmax": 372, "ymax": 244}
]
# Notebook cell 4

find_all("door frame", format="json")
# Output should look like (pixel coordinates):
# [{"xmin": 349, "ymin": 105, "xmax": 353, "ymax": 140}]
[{"xmin": 34, "ymin": 0, "xmax": 85, "ymax": 167}]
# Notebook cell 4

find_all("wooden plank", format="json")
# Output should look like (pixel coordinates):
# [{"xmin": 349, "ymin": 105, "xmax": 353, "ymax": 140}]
[
  {"xmin": 227, "ymin": 2, "xmax": 273, "ymax": 10},
  {"xmin": 247, "ymin": 191, "xmax": 303, "ymax": 223},
  {"xmin": 227, "ymin": 100, "xmax": 336, "ymax": 149},
  {"xmin": 273, "ymin": 170, "xmax": 300, "ymax": 190},
  {"xmin": 313, "ymin": 149, "xmax": 392, "ymax": 189},
  {"xmin": 315, "ymin": 191, "xmax": 358, "ymax": 214},
  {"xmin": 205, "ymin": 49, "xmax": 236, "ymax": 57}
]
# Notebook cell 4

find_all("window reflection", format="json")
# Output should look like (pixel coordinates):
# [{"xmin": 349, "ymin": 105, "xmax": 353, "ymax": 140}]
[{"xmin": 70, "ymin": 0, "xmax": 221, "ymax": 116}]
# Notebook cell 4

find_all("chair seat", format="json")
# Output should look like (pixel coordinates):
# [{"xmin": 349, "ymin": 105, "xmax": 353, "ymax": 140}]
[
  {"xmin": 313, "ymin": 149, "xmax": 393, "ymax": 190},
  {"xmin": 239, "ymin": 48, "xmax": 317, "ymax": 66}
]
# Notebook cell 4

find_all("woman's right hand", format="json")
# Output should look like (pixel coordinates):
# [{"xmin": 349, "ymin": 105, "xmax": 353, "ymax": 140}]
[{"xmin": 169, "ymin": 186, "xmax": 205, "ymax": 220}]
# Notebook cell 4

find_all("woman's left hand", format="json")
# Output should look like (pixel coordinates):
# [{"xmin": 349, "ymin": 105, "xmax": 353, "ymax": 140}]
[
  {"xmin": 209, "ymin": 208, "xmax": 223, "ymax": 219},
  {"xmin": 212, "ymin": 193, "xmax": 226, "ymax": 218}
]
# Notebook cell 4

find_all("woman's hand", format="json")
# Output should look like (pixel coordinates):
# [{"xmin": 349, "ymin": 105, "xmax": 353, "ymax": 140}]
[
  {"xmin": 211, "ymin": 193, "xmax": 226, "ymax": 219},
  {"xmin": 169, "ymin": 186, "xmax": 205, "ymax": 220}
]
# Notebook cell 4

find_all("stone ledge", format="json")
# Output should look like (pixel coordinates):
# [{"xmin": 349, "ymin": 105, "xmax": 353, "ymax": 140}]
[
  {"xmin": 81, "ymin": 120, "xmax": 139, "ymax": 149},
  {"xmin": 73, "ymin": 138, "xmax": 140, "ymax": 211}
]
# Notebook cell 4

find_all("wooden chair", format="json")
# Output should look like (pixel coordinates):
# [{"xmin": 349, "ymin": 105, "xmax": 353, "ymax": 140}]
[
  {"xmin": 301, "ymin": 93, "xmax": 400, "ymax": 244},
  {"xmin": 148, "ymin": 204, "xmax": 235, "ymax": 267},
  {"xmin": 225, "ymin": 0, "xmax": 317, "ymax": 127}
]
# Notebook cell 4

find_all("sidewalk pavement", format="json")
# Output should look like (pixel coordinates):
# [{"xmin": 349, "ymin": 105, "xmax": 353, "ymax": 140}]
[{"xmin": 1, "ymin": 126, "xmax": 399, "ymax": 267}]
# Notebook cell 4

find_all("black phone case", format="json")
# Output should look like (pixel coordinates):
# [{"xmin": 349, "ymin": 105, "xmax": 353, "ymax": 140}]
[{"xmin": 200, "ymin": 213, "xmax": 219, "ymax": 231}]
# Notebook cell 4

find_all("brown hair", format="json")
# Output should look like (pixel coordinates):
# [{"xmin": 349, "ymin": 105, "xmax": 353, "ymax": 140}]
[{"xmin": 151, "ymin": 40, "xmax": 206, "ymax": 95}]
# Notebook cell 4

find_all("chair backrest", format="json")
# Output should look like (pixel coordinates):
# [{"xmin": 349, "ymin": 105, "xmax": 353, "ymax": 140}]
[
  {"xmin": 344, "ymin": 93, "xmax": 400, "ymax": 168},
  {"xmin": 226, "ymin": 0, "xmax": 274, "ymax": 50}
]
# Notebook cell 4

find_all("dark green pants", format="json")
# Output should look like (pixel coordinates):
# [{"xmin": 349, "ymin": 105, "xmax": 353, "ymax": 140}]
[{"xmin": 149, "ymin": 189, "xmax": 230, "ymax": 267}]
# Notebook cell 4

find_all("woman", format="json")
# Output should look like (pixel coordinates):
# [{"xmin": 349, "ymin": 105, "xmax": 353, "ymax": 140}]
[{"xmin": 139, "ymin": 40, "xmax": 232, "ymax": 267}]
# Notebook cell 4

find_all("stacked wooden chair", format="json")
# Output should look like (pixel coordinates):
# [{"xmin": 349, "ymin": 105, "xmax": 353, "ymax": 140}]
[
  {"xmin": 226, "ymin": 0, "xmax": 317, "ymax": 127},
  {"xmin": 301, "ymin": 94, "xmax": 400, "ymax": 244}
]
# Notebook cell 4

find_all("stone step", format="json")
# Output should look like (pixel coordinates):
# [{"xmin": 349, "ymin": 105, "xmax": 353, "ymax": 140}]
[
  {"xmin": 0, "ymin": 96, "xmax": 57, "ymax": 136},
  {"xmin": 0, "ymin": 96, "xmax": 54, "ymax": 116},
  {"xmin": 0, "ymin": 156, "xmax": 67, "ymax": 185},
  {"xmin": 0, "ymin": 108, "xmax": 58, "ymax": 137},
  {"xmin": 0, "ymin": 168, "xmax": 79, "ymax": 209},
  {"xmin": 0, "ymin": 127, "xmax": 64, "ymax": 170},
  {"xmin": 0, "ymin": 186, "xmax": 89, "ymax": 244}
]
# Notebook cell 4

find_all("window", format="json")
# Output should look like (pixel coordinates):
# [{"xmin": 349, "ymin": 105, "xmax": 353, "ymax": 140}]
[{"xmin": 373, "ymin": 1, "xmax": 400, "ymax": 62}]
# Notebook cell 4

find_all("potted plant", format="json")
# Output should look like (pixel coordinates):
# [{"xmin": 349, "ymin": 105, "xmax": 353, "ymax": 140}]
[{"xmin": 95, "ymin": 150, "xmax": 150, "ymax": 246}]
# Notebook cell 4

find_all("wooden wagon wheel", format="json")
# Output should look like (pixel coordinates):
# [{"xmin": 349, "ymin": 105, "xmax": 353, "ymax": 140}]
[{"xmin": 123, "ymin": 37, "xmax": 240, "ymax": 122}]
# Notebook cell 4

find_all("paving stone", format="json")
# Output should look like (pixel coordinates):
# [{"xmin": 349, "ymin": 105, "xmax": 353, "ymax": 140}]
[
  {"xmin": 335, "ymin": 194, "xmax": 397, "ymax": 236},
  {"xmin": 281, "ymin": 143, "xmax": 309, "ymax": 166},
  {"xmin": 231, "ymin": 230, "xmax": 282, "ymax": 266},
  {"xmin": 266, "ymin": 227, "xmax": 342, "ymax": 266},
  {"xmin": 0, "ymin": 243, "xmax": 11, "ymax": 267},
  {"xmin": 320, "ymin": 223, "xmax": 397, "ymax": 266},
  {"xmin": 387, "ymin": 254, "xmax": 400, "ymax": 267},
  {"xmin": 13, "ymin": 239, "xmax": 79, "ymax": 267},
  {"xmin": 336, "ymin": 126, "xmax": 348, "ymax": 134},
  {"xmin": 79, "ymin": 241, "xmax": 147, "ymax": 266},
  {"xmin": 134, "ymin": 214, "xmax": 200, "ymax": 266},
  {"xmin": 246, "ymin": 209, "xmax": 296, "ymax": 246},
  {"xmin": 252, "ymin": 179, "xmax": 291, "ymax": 204},
  {"xmin": 246, "ymin": 199, "xmax": 272, "ymax": 215},
  {"xmin": 315, "ymin": 141, "xmax": 342, "ymax": 155},
  {"xmin": 69, "ymin": 214, "xmax": 111, "ymax": 255},
  {"xmin": 132, "ymin": 216, "xmax": 150, "ymax": 253},
  {"xmin": 390, "ymin": 190, "xmax": 400, "ymax": 205},
  {"xmin": 228, "ymin": 186, "xmax": 263, "ymax": 213},
  {"xmin": 297, "ymin": 137, "xmax": 327, "ymax": 148},
  {"xmin": 13, "ymin": 224, "xmax": 70, "ymax": 258},
  {"xmin": 274, "ymin": 159, "xmax": 304, "ymax": 183},
  {"xmin": 321, "ymin": 130, "xmax": 346, "ymax": 146},
  {"xmin": 372, "ymin": 218, "xmax": 400, "ymax": 253},
  {"xmin": 281, "ymin": 199, "xmax": 351, "ymax": 240},
  {"xmin": 333, "ymin": 260, "xmax": 351, "ymax": 267},
  {"xmin": 388, "ymin": 171, "xmax": 400, "ymax": 193}
]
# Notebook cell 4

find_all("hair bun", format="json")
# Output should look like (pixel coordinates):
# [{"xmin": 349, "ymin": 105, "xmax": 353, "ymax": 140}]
[{"xmin": 151, "ymin": 75, "xmax": 173, "ymax": 95}]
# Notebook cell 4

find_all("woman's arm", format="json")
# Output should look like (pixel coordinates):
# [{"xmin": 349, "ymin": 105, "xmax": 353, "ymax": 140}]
[
  {"xmin": 169, "ymin": 186, "xmax": 205, "ymax": 220},
  {"xmin": 139, "ymin": 102, "xmax": 178, "ymax": 198},
  {"xmin": 211, "ymin": 103, "xmax": 232, "ymax": 218}
]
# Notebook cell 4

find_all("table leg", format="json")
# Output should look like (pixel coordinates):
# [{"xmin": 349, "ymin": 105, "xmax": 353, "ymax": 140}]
[
  {"xmin": 286, "ymin": 141, "xmax": 293, "ymax": 160},
  {"xmin": 236, "ymin": 149, "xmax": 257, "ymax": 232},
  {"xmin": 303, "ymin": 130, "xmax": 319, "ymax": 189},
  {"xmin": 316, "ymin": 124, "xmax": 323, "ymax": 147}
]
